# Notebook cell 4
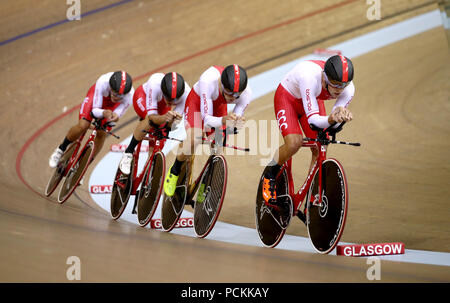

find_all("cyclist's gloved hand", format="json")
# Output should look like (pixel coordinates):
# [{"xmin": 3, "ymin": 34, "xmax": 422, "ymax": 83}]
[
  {"xmin": 234, "ymin": 116, "xmax": 245, "ymax": 130},
  {"xmin": 329, "ymin": 107, "xmax": 353, "ymax": 123},
  {"xmin": 164, "ymin": 111, "xmax": 182, "ymax": 123}
]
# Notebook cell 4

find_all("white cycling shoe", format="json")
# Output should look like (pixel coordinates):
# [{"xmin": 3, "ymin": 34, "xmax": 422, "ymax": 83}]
[
  {"xmin": 49, "ymin": 148, "xmax": 64, "ymax": 168},
  {"xmin": 119, "ymin": 153, "xmax": 133, "ymax": 175}
]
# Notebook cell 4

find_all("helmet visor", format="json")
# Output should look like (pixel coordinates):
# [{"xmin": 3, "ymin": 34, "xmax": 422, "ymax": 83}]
[
  {"xmin": 110, "ymin": 90, "xmax": 124, "ymax": 99},
  {"xmin": 163, "ymin": 95, "xmax": 176, "ymax": 104},
  {"xmin": 222, "ymin": 84, "xmax": 241, "ymax": 98},
  {"xmin": 324, "ymin": 72, "xmax": 349, "ymax": 89}
]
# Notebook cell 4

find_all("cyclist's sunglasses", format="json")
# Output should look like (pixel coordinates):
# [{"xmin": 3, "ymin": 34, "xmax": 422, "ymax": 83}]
[{"xmin": 324, "ymin": 72, "xmax": 349, "ymax": 89}]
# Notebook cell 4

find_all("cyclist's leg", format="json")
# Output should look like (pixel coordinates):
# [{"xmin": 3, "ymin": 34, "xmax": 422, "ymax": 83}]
[
  {"xmin": 299, "ymin": 98, "xmax": 326, "ymax": 172},
  {"xmin": 274, "ymin": 134, "xmax": 303, "ymax": 168},
  {"xmin": 55, "ymin": 92, "xmax": 92, "ymax": 152},
  {"xmin": 172, "ymin": 90, "xmax": 203, "ymax": 162},
  {"xmin": 272, "ymin": 84, "xmax": 304, "ymax": 166},
  {"xmin": 67, "ymin": 85, "xmax": 96, "ymax": 145},
  {"xmin": 51, "ymin": 85, "xmax": 94, "ymax": 159},
  {"xmin": 132, "ymin": 118, "xmax": 151, "ymax": 142},
  {"xmin": 127, "ymin": 85, "xmax": 149, "ymax": 152},
  {"xmin": 120, "ymin": 116, "xmax": 149, "ymax": 171},
  {"xmin": 262, "ymin": 85, "xmax": 303, "ymax": 204},
  {"xmin": 92, "ymin": 129, "xmax": 107, "ymax": 160},
  {"xmin": 176, "ymin": 89, "xmax": 203, "ymax": 162},
  {"xmin": 52, "ymin": 118, "xmax": 90, "ymax": 156},
  {"xmin": 119, "ymin": 86, "xmax": 150, "ymax": 174},
  {"xmin": 49, "ymin": 116, "xmax": 90, "ymax": 168},
  {"xmin": 164, "ymin": 126, "xmax": 201, "ymax": 196},
  {"xmin": 67, "ymin": 118, "xmax": 91, "ymax": 142},
  {"xmin": 165, "ymin": 90, "xmax": 202, "ymax": 196}
]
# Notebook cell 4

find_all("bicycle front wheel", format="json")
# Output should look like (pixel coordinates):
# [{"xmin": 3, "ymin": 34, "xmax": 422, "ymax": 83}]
[
  {"xmin": 194, "ymin": 155, "xmax": 227, "ymax": 238},
  {"xmin": 57, "ymin": 142, "xmax": 94, "ymax": 204},
  {"xmin": 110, "ymin": 158, "xmax": 134, "ymax": 220},
  {"xmin": 306, "ymin": 158, "xmax": 348, "ymax": 254},
  {"xmin": 137, "ymin": 151, "xmax": 165, "ymax": 227},
  {"xmin": 45, "ymin": 143, "xmax": 77, "ymax": 197}
]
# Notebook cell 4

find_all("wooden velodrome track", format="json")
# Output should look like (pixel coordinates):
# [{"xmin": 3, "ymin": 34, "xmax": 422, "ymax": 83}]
[{"xmin": 1, "ymin": 0, "xmax": 449, "ymax": 282}]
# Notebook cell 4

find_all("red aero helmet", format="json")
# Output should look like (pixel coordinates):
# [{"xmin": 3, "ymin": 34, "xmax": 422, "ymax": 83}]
[
  {"xmin": 109, "ymin": 71, "xmax": 133, "ymax": 94},
  {"xmin": 161, "ymin": 72, "xmax": 185, "ymax": 101},
  {"xmin": 324, "ymin": 55, "xmax": 354, "ymax": 83}
]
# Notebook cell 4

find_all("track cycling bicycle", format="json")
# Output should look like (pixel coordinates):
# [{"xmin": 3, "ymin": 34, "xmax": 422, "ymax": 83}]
[
  {"xmin": 45, "ymin": 117, "xmax": 119, "ymax": 204},
  {"xmin": 110, "ymin": 123, "xmax": 182, "ymax": 224},
  {"xmin": 161, "ymin": 127, "xmax": 249, "ymax": 238},
  {"xmin": 255, "ymin": 122, "xmax": 360, "ymax": 254}
]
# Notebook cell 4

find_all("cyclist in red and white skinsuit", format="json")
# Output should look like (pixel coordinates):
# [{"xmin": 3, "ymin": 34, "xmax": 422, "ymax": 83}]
[
  {"xmin": 261, "ymin": 55, "xmax": 355, "ymax": 207},
  {"xmin": 118, "ymin": 72, "xmax": 191, "ymax": 175},
  {"xmin": 49, "ymin": 71, "xmax": 134, "ymax": 168},
  {"xmin": 163, "ymin": 64, "xmax": 253, "ymax": 197}
]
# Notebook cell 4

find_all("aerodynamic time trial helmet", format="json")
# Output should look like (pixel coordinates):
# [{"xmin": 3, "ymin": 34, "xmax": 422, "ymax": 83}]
[
  {"xmin": 324, "ymin": 55, "xmax": 354, "ymax": 88},
  {"xmin": 221, "ymin": 64, "xmax": 248, "ymax": 97},
  {"xmin": 109, "ymin": 71, "xmax": 133, "ymax": 95},
  {"xmin": 161, "ymin": 72, "xmax": 185, "ymax": 101}
]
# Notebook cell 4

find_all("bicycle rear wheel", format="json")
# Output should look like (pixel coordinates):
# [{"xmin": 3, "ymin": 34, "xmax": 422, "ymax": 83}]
[
  {"xmin": 255, "ymin": 168, "xmax": 291, "ymax": 248},
  {"xmin": 161, "ymin": 160, "xmax": 189, "ymax": 232},
  {"xmin": 57, "ymin": 142, "xmax": 94, "ymax": 204},
  {"xmin": 306, "ymin": 158, "xmax": 348, "ymax": 254},
  {"xmin": 45, "ymin": 143, "xmax": 77, "ymax": 197},
  {"xmin": 137, "ymin": 151, "xmax": 165, "ymax": 227},
  {"xmin": 110, "ymin": 158, "xmax": 135, "ymax": 220},
  {"xmin": 194, "ymin": 155, "xmax": 227, "ymax": 238}
]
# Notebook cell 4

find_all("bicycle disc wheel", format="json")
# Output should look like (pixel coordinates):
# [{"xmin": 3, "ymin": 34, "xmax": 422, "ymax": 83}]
[
  {"xmin": 194, "ymin": 155, "xmax": 227, "ymax": 238},
  {"xmin": 110, "ymin": 158, "xmax": 134, "ymax": 220},
  {"xmin": 306, "ymin": 159, "xmax": 348, "ymax": 254},
  {"xmin": 255, "ymin": 168, "xmax": 291, "ymax": 248},
  {"xmin": 161, "ymin": 160, "xmax": 189, "ymax": 232},
  {"xmin": 57, "ymin": 142, "xmax": 94, "ymax": 204},
  {"xmin": 137, "ymin": 151, "xmax": 165, "ymax": 227},
  {"xmin": 45, "ymin": 143, "xmax": 77, "ymax": 197}
]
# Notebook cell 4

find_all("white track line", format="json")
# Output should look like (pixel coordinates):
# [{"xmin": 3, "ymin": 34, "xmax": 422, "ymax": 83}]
[{"xmin": 89, "ymin": 10, "xmax": 450, "ymax": 267}]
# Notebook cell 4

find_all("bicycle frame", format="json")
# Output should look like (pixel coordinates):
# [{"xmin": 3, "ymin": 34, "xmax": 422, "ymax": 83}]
[
  {"xmin": 129, "ymin": 135, "xmax": 166, "ymax": 195},
  {"xmin": 186, "ymin": 128, "xmax": 243, "ymax": 201},
  {"xmin": 186, "ymin": 154, "xmax": 213, "ymax": 200},
  {"xmin": 63, "ymin": 130, "xmax": 90, "ymax": 177},
  {"xmin": 63, "ymin": 119, "xmax": 119, "ymax": 184},
  {"xmin": 281, "ymin": 139, "xmax": 328, "ymax": 216},
  {"xmin": 281, "ymin": 122, "xmax": 358, "ymax": 216}
]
